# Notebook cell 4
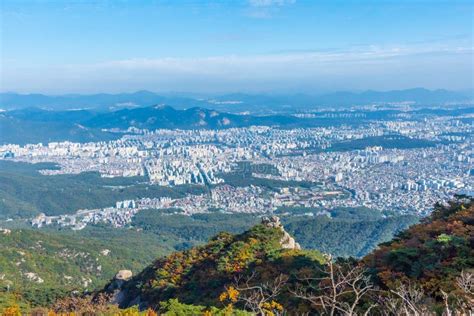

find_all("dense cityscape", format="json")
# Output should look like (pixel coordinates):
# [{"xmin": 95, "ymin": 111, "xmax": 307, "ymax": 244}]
[{"xmin": 1, "ymin": 108, "xmax": 472, "ymax": 230}]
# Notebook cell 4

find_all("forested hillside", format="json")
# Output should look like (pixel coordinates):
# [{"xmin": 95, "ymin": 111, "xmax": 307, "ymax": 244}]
[
  {"xmin": 364, "ymin": 197, "xmax": 474, "ymax": 300},
  {"xmin": 90, "ymin": 197, "xmax": 474, "ymax": 314},
  {"xmin": 1, "ymin": 197, "xmax": 472, "ymax": 315},
  {"xmin": 0, "ymin": 227, "xmax": 176, "ymax": 308}
]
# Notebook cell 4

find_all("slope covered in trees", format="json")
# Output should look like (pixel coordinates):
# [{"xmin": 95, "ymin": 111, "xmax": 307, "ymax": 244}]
[
  {"xmin": 1, "ymin": 197, "xmax": 473, "ymax": 315},
  {"xmin": 103, "ymin": 221, "xmax": 326, "ymax": 313},
  {"xmin": 364, "ymin": 197, "xmax": 474, "ymax": 307},
  {"xmin": 0, "ymin": 227, "xmax": 177, "ymax": 308},
  {"xmin": 285, "ymin": 213, "xmax": 418, "ymax": 257}
]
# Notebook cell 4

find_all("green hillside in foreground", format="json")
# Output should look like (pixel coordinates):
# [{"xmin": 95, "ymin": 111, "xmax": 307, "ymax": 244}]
[
  {"xmin": 106, "ymin": 222, "xmax": 326, "ymax": 311},
  {"xmin": 0, "ymin": 227, "xmax": 177, "ymax": 308},
  {"xmin": 1, "ymin": 197, "xmax": 472, "ymax": 315},
  {"xmin": 33, "ymin": 197, "xmax": 471, "ymax": 315}
]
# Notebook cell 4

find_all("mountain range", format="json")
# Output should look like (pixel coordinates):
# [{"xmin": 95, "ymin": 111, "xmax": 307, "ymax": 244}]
[
  {"xmin": 0, "ymin": 105, "xmax": 353, "ymax": 144},
  {"xmin": 2, "ymin": 105, "xmax": 473, "ymax": 145},
  {"xmin": 1, "ymin": 88, "xmax": 471, "ymax": 113}
]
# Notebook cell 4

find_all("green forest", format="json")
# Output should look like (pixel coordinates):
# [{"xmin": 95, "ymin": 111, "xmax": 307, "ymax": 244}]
[{"xmin": 1, "ymin": 197, "xmax": 472, "ymax": 315}]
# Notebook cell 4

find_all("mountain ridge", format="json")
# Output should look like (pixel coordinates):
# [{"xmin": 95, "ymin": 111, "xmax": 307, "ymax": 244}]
[
  {"xmin": 100, "ymin": 197, "xmax": 474, "ymax": 314},
  {"xmin": 1, "ymin": 88, "xmax": 471, "ymax": 112},
  {"xmin": 1, "ymin": 197, "xmax": 473, "ymax": 314}
]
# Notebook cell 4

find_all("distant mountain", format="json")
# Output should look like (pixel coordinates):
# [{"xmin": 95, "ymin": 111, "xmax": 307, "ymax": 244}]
[
  {"xmin": 314, "ymin": 88, "xmax": 471, "ymax": 106},
  {"xmin": 0, "ymin": 106, "xmax": 322, "ymax": 144},
  {"xmin": 1, "ymin": 88, "xmax": 471, "ymax": 112},
  {"xmin": 0, "ymin": 109, "xmax": 118, "ymax": 145},
  {"xmin": 215, "ymin": 88, "xmax": 471, "ymax": 109},
  {"xmin": 3, "ymin": 104, "xmax": 471, "ymax": 145},
  {"xmin": 0, "ymin": 91, "xmax": 209, "ymax": 111},
  {"xmin": 84, "ymin": 105, "xmax": 303, "ymax": 130}
]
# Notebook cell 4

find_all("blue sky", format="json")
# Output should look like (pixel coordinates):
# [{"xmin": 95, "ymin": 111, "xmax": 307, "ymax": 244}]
[{"xmin": 1, "ymin": 0, "xmax": 473, "ymax": 94}]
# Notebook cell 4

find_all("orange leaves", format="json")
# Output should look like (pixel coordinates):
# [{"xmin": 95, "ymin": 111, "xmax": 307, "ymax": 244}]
[
  {"xmin": 261, "ymin": 300, "xmax": 284, "ymax": 316},
  {"xmin": 144, "ymin": 308, "xmax": 158, "ymax": 316},
  {"xmin": 1, "ymin": 305, "xmax": 21, "ymax": 316},
  {"xmin": 219, "ymin": 286, "xmax": 239, "ymax": 303},
  {"xmin": 364, "ymin": 199, "xmax": 474, "ymax": 299}
]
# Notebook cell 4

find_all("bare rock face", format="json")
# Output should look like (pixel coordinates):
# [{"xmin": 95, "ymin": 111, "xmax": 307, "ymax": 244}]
[
  {"xmin": 261, "ymin": 216, "xmax": 301, "ymax": 250},
  {"xmin": 115, "ymin": 270, "xmax": 133, "ymax": 281},
  {"xmin": 105, "ymin": 270, "xmax": 134, "ymax": 306},
  {"xmin": 107, "ymin": 270, "xmax": 132, "ymax": 292}
]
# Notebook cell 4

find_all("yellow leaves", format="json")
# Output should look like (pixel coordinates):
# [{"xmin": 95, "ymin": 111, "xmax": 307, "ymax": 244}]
[
  {"xmin": 115, "ymin": 306, "xmax": 140, "ymax": 316},
  {"xmin": 219, "ymin": 286, "xmax": 240, "ymax": 315},
  {"xmin": 227, "ymin": 286, "xmax": 239, "ymax": 302},
  {"xmin": 219, "ymin": 286, "xmax": 240, "ymax": 303},
  {"xmin": 222, "ymin": 240, "xmax": 259, "ymax": 273},
  {"xmin": 219, "ymin": 292, "xmax": 228, "ymax": 302},
  {"xmin": 1, "ymin": 305, "xmax": 21, "ymax": 316},
  {"xmin": 223, "ymin": 303, "xmax": 234, "ymax": 316},
  {"xmin": 218, "ymin": 287, "xmax": 244, "ymax": 316},
  {"xmin": 144, "ymin": 308, "xmax": 158, "ymax": 316},
  {"xmin": 261, "ymin": 300, "xmax": 284, "ymax": 316},
  {"xmin": 202, "ymin": 310, "xmax": 213, "ymax": 316}
]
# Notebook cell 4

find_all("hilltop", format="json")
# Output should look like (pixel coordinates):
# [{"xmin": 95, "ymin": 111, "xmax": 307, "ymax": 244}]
[
  {"xmin": 1, "ymin": 197, "xmax": 473, "ymax": 314},
  {"xmin": 55, "ymin": 198, "xmax": 474, "ymax": 314},
  {"xmin": 99, "ymin": 216, "xmax": 322, "ymax": 312},
  {"xmin": 364, "ymin": 197, "xmax": 474, "ymax": 296}
]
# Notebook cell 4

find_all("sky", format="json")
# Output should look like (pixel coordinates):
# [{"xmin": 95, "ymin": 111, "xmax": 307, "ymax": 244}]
[{"xmin": 0, "ymin": 0, "xmax": 473, "ymax": 94}]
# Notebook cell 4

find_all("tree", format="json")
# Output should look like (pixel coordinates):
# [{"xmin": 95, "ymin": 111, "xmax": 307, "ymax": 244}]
[
  {"xmin": 376, "ymin": 271, "xmax": 474, "ymax": 316},
  {"xmin": 231, "ymin": 272, "xmax": 288, "ymax": 316},
  {"xmin": 291, "ymin": 255, "xmax": 375, "ymax": 315},
  {"xmin": 377, "ymin": 282, "xmax": 429, "ymax": 316}
]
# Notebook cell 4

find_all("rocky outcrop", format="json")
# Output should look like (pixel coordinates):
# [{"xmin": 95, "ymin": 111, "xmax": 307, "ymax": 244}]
[
  {"xmin": 261, "ymin": 216, "xmax": 301, "ymax": 250},
  {"xmin": 108, "ymin": 270, "xmax": 132, "ymax": 291},
  {"xmin": 115, "ymin": 270, "xmax": 132, "ymax": 281},
  {"xmin": 105, "ymin": 270, "xmax": 134, "ymax": 305}
]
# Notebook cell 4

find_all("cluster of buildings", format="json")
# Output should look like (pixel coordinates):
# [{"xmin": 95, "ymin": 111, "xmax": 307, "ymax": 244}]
[
  {"xmin": 31, "ymin": 197, "xmax": 174, "ymax": 230},
  {"xmin": 1, "ymin": 109, "xmax": 472, "ymax": 227},
  {"xmin": 30, "ymin": 184, "xmax": 347, "ymax": 230}
]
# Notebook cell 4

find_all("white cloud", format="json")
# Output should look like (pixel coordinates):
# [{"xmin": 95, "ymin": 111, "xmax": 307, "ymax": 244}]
[
  {"xmin": 2, "ymin": 44, "xmax": 472, "ymax": 93},
  {"xmin": 88, "ymin": 44, "xmax": 472, "ymax": 75},
  {"xmin": 245, "ymin": 0, "xmax": 295, "ymax": 18},
  {"xmin": 248, "ymin": 0, "xmax": 296, "ymax": 7}
]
